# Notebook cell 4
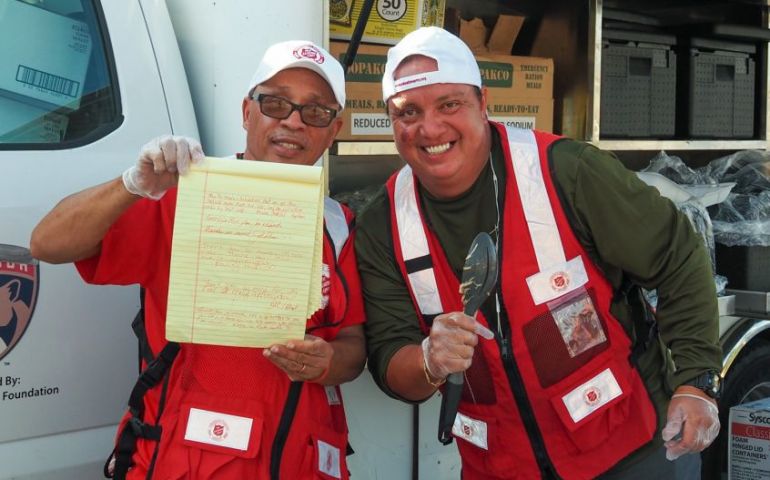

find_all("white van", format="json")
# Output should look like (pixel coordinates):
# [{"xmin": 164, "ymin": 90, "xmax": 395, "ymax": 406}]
[{"xmin": 0, "ymin": 0, "xmax": 192, "ymax": 477}]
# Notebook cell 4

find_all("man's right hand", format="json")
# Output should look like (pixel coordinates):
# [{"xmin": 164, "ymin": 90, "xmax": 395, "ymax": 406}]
[
  {"xmin": 422, "ymin": 312, "xmax": 481, "ymax": 381},
  {"xmin": 122, "ymin": 135, "xmax": 204, "ymax": 200}
]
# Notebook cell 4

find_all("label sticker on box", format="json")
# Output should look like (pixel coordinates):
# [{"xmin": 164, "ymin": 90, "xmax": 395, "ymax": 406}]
[
  {"xmin": 490, "ymin": 116, "xmax": 537, "ymax": 130},
  {"xmin": 351, "ymin": 113, "xmax": 393, "ymax": 135},
  {"xmin": 729, "ymin": 398, "xmax": 770, "ymax": 479},
  {"xmin": 0, "ymin": 1, "xmax": 91, "ymax": 109}
]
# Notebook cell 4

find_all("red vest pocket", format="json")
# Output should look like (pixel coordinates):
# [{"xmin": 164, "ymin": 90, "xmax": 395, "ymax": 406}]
[
  {"xmin": 549, "ymin": 363, "xmax": 631, "ymax": 452},
  {"xmin": 178, "ymin": 403, "xmax": 263, "ymax": 458},
  {"xmin": 155, "ymin": 398, "xmax": 266, "ymax": 479},
  {"xmin": 312, "ymin": 427, "xmax": 348, "ymax": 480},
  {"xmin": 287, "ymin": 423, "xmax": 349, "ymax": 480},
  {"xmin": 453, "ymin": 409, "xmax": 519, "ymax": 477}
]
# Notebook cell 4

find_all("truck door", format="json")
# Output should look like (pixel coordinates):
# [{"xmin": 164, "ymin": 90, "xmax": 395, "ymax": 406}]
[{"xmin": 0, "ymin": 0, "xmax": 195, "ymax": 477}]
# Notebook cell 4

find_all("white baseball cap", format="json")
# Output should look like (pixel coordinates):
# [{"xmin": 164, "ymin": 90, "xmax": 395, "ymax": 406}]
[
  {"xmin": 382, "ymin": 27, "xmax": 482, "ymax": 102},
  {"xmin": 248, "ymin": 40, "xmax": 346, "ymax": 110}
]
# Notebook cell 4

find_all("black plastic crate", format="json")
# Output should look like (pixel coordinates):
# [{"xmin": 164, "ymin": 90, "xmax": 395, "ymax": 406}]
[
  {"xmin": 684, "ymin": 38, "xmax": 755, "ymax": 139},
  {"xmin": 716, "ymin": 244, "xmax": 770, "ymax": 291},
  {"xmin": 601, "ymin": 29, "xmax": 677, "ymax": 138}
]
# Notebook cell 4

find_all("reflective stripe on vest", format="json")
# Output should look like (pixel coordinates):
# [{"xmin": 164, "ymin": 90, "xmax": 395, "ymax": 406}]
[
  {"xmin": 392, "ymin": 128, "xmax": 577, "ymax": 314},
  {"xmin": 393, "ymin": 168, "xmax": 443, "ymax": 316},
  {"xmin": 323, "ymin": 197, "xmax": 348, "ymax": 260}
]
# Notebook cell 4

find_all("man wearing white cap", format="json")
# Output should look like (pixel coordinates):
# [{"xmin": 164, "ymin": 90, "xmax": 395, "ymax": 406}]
[
  {"xmin": 356, "ymin": 27, "xmax": 721, "ymax": 479},
  {"xmin": 31, "ymin": 40, "xmax": 365, "ymax": 479}
]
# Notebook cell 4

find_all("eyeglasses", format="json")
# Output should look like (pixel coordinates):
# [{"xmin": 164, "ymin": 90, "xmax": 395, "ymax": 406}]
[{"xmin": 251, "ymin": 93, "xmax": 338, "ymax": 127}]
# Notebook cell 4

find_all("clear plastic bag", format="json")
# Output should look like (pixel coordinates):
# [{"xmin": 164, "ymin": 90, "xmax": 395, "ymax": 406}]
[
  {"xmin": 643, "ymin": 151, "xmax": 770, "ymax": 247},
  {"xmin": 638, "ymin": 151, "xmax": 770, "ymax": 295}
]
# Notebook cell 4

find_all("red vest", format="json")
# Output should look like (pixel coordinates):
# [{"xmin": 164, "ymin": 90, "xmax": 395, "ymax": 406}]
[
  {"xmin": 124, "ymin": 197, "xmax": 354, "ymax": 480},
  {"xmin": 387, "ymin": 124, "xmax": 657, "ymax": 479}
]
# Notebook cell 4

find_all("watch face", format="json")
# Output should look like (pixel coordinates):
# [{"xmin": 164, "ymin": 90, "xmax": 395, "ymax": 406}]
[
  {"xmin": 705, "ymin": 372, "xmax": 722, "ymax": 398},
  {"xmin": 688, "ymin": 372, "xmax": 722, "ymax": 399}
]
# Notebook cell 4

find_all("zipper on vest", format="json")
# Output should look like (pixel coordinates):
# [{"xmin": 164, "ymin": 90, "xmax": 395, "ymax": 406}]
[
  {"xmin": 500, "ymin": 336, "xmax": 512, "ymax": 361},
  {"xmin": 269, "ymin": 381, "xmax": 304, "ymax": 480},
  {"xmin": 497, "ymin": 307, "xmax": 560, "ymax": 479}
]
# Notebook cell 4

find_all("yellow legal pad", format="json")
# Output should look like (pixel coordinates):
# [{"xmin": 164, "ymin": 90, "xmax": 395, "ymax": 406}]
[{"xmin": 165, "ymin": 157, "xmax": 324, "ymax": 347}]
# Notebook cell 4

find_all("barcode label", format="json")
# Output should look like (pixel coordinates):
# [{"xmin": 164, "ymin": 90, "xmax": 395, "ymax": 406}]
[{"xmin": 15, "ymin": 65, "xmax": 79, "ymax": 98}]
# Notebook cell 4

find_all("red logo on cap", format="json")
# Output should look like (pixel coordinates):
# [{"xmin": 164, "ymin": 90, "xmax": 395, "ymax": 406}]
[{"xmin": 293, "ymin": 45, "xmax": 325, "ymax": 64}]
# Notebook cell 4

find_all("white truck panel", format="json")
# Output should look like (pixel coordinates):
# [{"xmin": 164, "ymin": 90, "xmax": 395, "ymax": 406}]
[
  {"xmin": 0, "ymin": 0, "xmax": 191, "ymax": 477},
  {"xmin": 165, "ymin": 0, "xmax": 329, "ymax": 156}
]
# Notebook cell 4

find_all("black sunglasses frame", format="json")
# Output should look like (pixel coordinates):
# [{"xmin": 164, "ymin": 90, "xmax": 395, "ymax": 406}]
[{"xmin": 251, "ymin": 93, "xmax": 338, "ymax": 127}]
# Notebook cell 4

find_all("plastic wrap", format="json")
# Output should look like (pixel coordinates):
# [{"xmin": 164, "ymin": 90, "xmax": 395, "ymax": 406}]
[
  {"xmin": 642, "ymin": 150, "xmax": 770, "ymax": 247},
  {"xmin": 332, "ymin": 184, "xmax": 381, "ymax": 215},
  {"xmin": 641, "ymin": 152, "xmax": 745, "ymax": 297},
  {"xmin": 679, "ymin": 200, "xmax": 717, "ymax": 270}
]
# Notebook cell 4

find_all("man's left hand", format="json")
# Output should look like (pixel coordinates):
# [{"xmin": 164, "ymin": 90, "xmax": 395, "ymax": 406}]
[
  {"xmin": 263, "ymin": 334, "xmax": 334, "ymax": 382},
  {"xmin": 662, "ymin": 385, "xmax": 720, "ymax": 460}
]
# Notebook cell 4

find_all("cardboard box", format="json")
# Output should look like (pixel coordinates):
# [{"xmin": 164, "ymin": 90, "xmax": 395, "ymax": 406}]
[
  {"xmin": 487, "ymin": 15, "xmax": 525, "ymax": 55},
  {"xmin": 475, "ymin": 53, "xmax": 553, "ymax": 99},
  {"xmin": 330, "ymin": 0, "xmax": 446, "ymax": 45},
  {"xmin": 337, "ymin": 96, "xmax": 553, "ymax": 140},
  {"xmin": 331, "ymin": 41, "xmax": 389, "ymax": 83},
  {"xmin": 459, "ymin": 18, "xmax": 489, "ymax": 54},
  {"xmin": 339, "ymin": 83, "xmax": 391, "ymax": 141},
  {"xmin": 330, "ymin": 42, "xmax": 390, "ymax": 140},
  {"xmin": 729, "ymin": 397, "xmax": 770, "ymax": 479},
  {"xmin": 330, "ymin": 41, "xmax": 554, "ymax": 139},
  {"xmin": 331, "ymin": 42, "xmax": 553, "ymax": 100},
  {"xmin": 338, "ymin": 88, "xmax": 553, "ymax": 141},
  {"xmin": 487, "ymin": 95, "xmax": 553, "ymax": 132},
  {"xmin": 0, "ymin": 1, "xmax": 92, "ymax": 110},
  {"xmin": 458, "ymin": 15, "xmax": 525, "ymax": 55}
]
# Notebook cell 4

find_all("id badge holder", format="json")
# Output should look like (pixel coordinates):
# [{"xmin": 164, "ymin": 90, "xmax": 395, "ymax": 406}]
[
  {"xmin": 547, "ymin": 288, "xmax": 607, "ymax": 359},
  {"xmin": 523, "ymin": 258, "xmax": 610, "ymax": 388}
]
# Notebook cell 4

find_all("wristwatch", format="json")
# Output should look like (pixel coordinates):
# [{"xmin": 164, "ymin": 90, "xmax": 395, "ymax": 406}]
[{"xmin": 684, "ymin": 371, "xmax": 722, "ymax": 400}]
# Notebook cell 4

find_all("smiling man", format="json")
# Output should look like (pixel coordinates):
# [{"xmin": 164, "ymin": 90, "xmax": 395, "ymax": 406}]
[
  {"xmin": 31, "ymin": 40, "xmax": 366, "ymax": 480},
  {"xmin": 355, "ymin": 27, "xmax": 721, "ymax": 479}
]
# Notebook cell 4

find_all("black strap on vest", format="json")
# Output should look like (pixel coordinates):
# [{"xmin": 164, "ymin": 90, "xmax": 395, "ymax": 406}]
[
  {"xmin": 624, "ymin": 281, "xmax": 659, "ymax": 362},
  {"xmin": 131, "ymin": 290, "xmax": 153, "ymax": 366},
  {"xmin": 107, "ymin": 288, "xmax": 180, "ymax": 479}
]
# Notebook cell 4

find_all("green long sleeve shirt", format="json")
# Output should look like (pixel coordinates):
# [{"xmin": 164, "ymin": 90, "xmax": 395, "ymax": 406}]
[{"xmin": 354, "ymin": 128, "xmax": 721, "ymax": 464}]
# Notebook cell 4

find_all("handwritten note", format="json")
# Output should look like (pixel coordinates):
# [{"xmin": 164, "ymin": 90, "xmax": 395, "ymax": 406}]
[{"xmin": 165, "ymin": 157, "xmax": 323, "ymax": 347}]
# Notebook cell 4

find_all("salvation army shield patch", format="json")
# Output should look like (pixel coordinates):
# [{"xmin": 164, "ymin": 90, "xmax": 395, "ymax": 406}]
[{"xmin": 0, "ymin": 244, "xmax": 39, "ymax": 361}]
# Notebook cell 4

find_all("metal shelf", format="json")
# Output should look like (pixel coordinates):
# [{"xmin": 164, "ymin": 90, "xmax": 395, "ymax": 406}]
[
  {"xmin": 332, "ymin": 142, "xmax": 399, "ymax": 156},
  {"xmin": 333, "ymin": 138, "xmax": 769, "ymax": 156},
  {"xmin": 594, "ymin": 139, "xmax": 769, "ymax": 151},
  {"xmin": 586, "ymin": 0, "xmax": 770, "ymax": 149},
  {"xmin": 526, "ymin": 0, "xmax": 770, "ymax": 157}
]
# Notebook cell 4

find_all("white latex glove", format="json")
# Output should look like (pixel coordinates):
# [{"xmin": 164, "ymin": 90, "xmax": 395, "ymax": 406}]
[
  {"xmin": 662, "ymin": 390, "xmax": 720, "ymax": 461},
  {"xmin": 421, "ymin": 312, "xmax": 492, "ymax": 380},
  {"xmin": 122, "ymin": 135, "xmax": 204, "ymax": 200}
]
